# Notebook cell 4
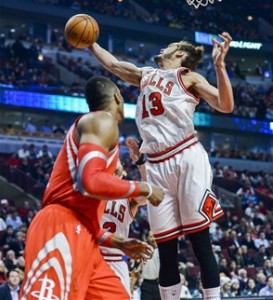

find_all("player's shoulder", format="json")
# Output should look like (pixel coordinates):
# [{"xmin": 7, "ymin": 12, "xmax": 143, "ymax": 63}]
[
  {"xmin": 79, "ymin": 111, "xmax": 116, "ymax": 126},
  {"xmin": 141, "ymin": 66, "xmax": 156, "ymax": 76},
  {"xmin": 182, "ymin": 69, "xmax": 206, "ymax": 84},
  {"xmin": 77, "ymin": 111, "xmax": 118, "ymax": 133}
]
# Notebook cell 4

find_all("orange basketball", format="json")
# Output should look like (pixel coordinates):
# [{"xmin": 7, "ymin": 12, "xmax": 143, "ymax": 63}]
[{"xmin": 64, "ymin": 14, "xmax": 99, "ymax": 49}]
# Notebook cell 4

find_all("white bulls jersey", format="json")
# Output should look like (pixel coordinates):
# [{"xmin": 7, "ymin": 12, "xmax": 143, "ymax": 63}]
[
  {"xmin": 135, "ymin": 67, "xmax": 199, "ymax": 154},
  {"xmin": 100, "ymin": 199, "xmax": 133, "ymax": 260},
  {"xmin": 100, "ymin": 199, "xmax": 134, "ymax": 297}
]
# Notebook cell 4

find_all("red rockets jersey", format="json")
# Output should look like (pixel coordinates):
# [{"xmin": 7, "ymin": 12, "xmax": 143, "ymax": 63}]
[{"xmin": 43, "ymin": 115, "xmax": 119, "ymax": 235}]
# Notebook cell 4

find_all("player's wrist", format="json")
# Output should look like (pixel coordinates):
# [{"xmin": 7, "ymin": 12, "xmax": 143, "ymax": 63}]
[
  {"xmin": 111, "ymin": 235, "xmax": 125, "ymax": 250},
  {"xmin": 134, "ymin": 153, "xmax": 146, "ymax": 166},
  {"xmin": 139, "ymin": 182, "xmax": 153, "ymax": 198},
  {"xmin": 214, "ymin": 62, "xmax": 225, "ymax": 68}
]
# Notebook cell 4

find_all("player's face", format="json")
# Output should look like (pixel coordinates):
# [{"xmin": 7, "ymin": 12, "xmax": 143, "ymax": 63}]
[{"xmin": 154, "ymin": 43, "xmax": 179, "ymax": 65}]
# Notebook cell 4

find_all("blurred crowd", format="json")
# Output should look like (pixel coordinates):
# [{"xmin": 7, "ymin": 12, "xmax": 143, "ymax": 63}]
[
  {"xmin": 1, "ymin": 145, "xmax": 273, "ymax": 297},
  {"xmin": 1, "ymin": 37, "xmax": 273, "ymax": 122},
  {"xmin": 30, "ymin": 0, "xmax": 273, "ymax": 41}
]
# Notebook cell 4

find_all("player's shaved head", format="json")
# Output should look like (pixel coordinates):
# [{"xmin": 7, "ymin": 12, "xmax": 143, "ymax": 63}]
[{"xmin": 85, "ymin": 76, "xmax": 118, "ymax": 111}]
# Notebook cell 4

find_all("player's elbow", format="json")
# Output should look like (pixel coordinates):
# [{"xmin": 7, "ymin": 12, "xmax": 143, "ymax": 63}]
[{"xmin": 223, "ymin": 103, "xmax": 234, "ymax": 113}]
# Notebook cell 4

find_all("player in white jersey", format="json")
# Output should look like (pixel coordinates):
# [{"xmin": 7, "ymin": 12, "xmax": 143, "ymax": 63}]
[
  {"xmin": 89, "ymin": 32, "xmax": 234, "ymax": 300},
  {"xmin": 100, "ymin": 152, "xmax": 146, "ymax": 297}
]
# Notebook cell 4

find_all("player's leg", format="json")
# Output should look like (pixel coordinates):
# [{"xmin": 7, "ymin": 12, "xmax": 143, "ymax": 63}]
[
  {"xmin": 20, "ymin": 204, "xmax": 94, "ymax": 300},
  {"xmin": 145, "ymin": 161, "xmax": 182, "ymax": 299},
  {"xmin": 188, "ymin": 228, "xmax": 220, "ymax": 300},
  {"xmin": 177, "ymin": 144, "xmax": 222, "ymax": 300},
  {"xmin": 157, "ymin": 238, "xmax": 182, "ymax": 299},
  {"xmin": 85, "ymin": 255, "xmax": 130, "ymax": 300}
]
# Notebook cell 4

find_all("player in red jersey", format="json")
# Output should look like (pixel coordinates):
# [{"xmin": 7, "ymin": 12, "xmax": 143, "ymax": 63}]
[{"xmin": 20, "ymin": 76, "xmax": 164, "ymax": 300}]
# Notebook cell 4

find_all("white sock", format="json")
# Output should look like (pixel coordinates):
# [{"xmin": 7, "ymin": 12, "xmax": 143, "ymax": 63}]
[
  {"xmin": 159, "ymin": 282, "xmax": 182, "ymax": 300},
  {"xmin": 203, "ymin": 286, "xmax": 221, "ymax": 300}
]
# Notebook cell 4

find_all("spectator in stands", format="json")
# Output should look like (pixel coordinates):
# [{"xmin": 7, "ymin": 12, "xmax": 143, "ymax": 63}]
[
  {"xmin": 244, "ymin": 200, "xmax": 255, "ymax": 219},
  {"xmin": 7, "ymin": 153, "xmax": 21, "ymax": 170},
  {"xmin": 24, "ymin": 209, "xmax": 35, "ymax": 228},
  {"xmin": 254, "ymin": 232, "xmax": 270, "ymax": 249},
  {"xmin": 0, "ymin": 269, "xmax": 20, "ymax": 299},
  {"xmin": 19, "ymin": 158, "xmax": 31, "ymax": 176},
  {"xmin": 37, "ymin": 144, "xmax": 53, "ymax": 159},
  {"xmin": 0, "ymin": 226, "xmax": 16, "ymax": 252},
  {"xmin": 240, "ymin": 245, "xmax": 255, "ymax": 267},
  {"xmin": 256, "ymin": 270, "xmax": 267, "ymax": 292},
  {"xmin": 236, "ymin": 182, "xmax": 257, "ymax": 209},
  {"xmin": 220, "ymin": 276, "xmax": 232, "ymax": 297},
  {"xmin": 263, "ymin": 259, "xmax": 273, "ymax": 277},
  {"xmin": 218, "ymin": 258, "xmax": 230, "ymax": 278},
  {"xmin": 3, "ymin": 250, "xmax": 17, "ymax": 272},
  {"xmin": 258, "ymin": 275, "xmax": 273, "ymax": 296},
  {"xmin": 14, "ymin": 257, "xmax": 24, "ymax": 283},
  {"xmin": 17, "ymin": 201, "xmax": 30, "ymax": 220},
  {"xmin": 6, "ymin": 231, "xmax": 25, "ymax": 257},
  {"xmin": 255, "ymin": 245, "xmax": 269, "ymax": 268},
  {"xmin": 53, "ymin": 122, "xmax": 65, "ymax": 135},
  {"xmin": 210, "ymin": 224, "xmax": 224, "ymax": 243},
  {"xmin": 212, "ymin": 162, "xmax": 224, "ymax": 178},
  {"xmin": 4, "ymin": 124, "xmax": 15, "ymax": 135},
  {"xmin": 242, "ymin": 278, "xmax": 258, "ymax": 296},
  {"xmin": 28, "ymin": 144, "xmax": 37, "ymax": 160},
  {"xmin": 5, "ymin": 209, "xmax": 23, "ymax": 231},
  {"xmin": 230, "ymin": 278, "xmax": 241, "ymax": 297},
  {"xmin": 241, "ymin": 232, "xmax": 256, "ymax": 250},
  {"xmin": 24, "ymin": 117, "xmax": 37, "ymax": 133},
  {"xmin": 40, "ymin": 119, "xmax": 53, "ymax": 134},
  {"xmin": 17, "ymin": 144, "xmax": 29, "ymax": 159}
]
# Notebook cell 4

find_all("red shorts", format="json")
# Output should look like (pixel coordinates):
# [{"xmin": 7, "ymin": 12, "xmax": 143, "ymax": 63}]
[{"xmin": 20, "ymin": 204, "xmax": 129, "ymax": 300}]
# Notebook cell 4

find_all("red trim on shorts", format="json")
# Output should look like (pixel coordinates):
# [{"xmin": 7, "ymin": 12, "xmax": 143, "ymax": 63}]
[
  {"xmin": 148, "ymin": 141, "xmax": 198, "ymax": 164},
  {"xmin": 102, "ymin": 253, "xmax": 123, "ymax": 262},
  {"xmin": 147, "ymin": 135, "xmax": 195, "ymax": 158},
  {"xmin": 154, "ymin": 210, "xmax": 224, "ymax": 243}
]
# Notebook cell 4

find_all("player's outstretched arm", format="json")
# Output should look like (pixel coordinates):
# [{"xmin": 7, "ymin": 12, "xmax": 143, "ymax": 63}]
[
  {"xmin": 89, "ymin": 43, "xmax": 142, "ymax": 86},
  {"xmin": 77, "ymin": 112, "xmax": 164, "ymax": 203},
  {"xmin": 190, "ymin": 32, "xmax": 234, "ymax": 113}
]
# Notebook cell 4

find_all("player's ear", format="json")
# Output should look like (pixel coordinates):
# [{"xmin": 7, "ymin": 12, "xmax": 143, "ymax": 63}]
[
  {"xmin": 176, "ymin": 50, "xmax": 185, "ymax": 58},
  {"xmin": 114, "ymin": 92, "xmax": 121, "ymax": 105}
]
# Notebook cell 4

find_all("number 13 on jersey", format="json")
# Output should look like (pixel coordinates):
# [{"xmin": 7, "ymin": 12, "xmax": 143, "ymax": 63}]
[{"xmin": 142, "ymin": 92, "xmax": 165, "ymax": 119}]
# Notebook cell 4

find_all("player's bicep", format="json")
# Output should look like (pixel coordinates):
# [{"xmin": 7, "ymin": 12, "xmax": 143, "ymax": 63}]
[
  {"xmin": 193, "ymin": 75, "xmax": 222, "ymax": 111},
  {"xmin": 112, "ymin": 62, "xmax": 142, "ymax": 86}
]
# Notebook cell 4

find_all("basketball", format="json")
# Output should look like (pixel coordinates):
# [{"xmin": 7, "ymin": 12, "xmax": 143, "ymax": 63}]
[{"xmin": 64, "ymin": 14, "xmax": 99, "ymax": 49}]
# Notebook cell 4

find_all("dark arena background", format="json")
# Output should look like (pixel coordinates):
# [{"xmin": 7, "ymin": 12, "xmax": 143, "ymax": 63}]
[{"xmin": 0, "ymin": 0, "xmax": 273, "ymax": 299}]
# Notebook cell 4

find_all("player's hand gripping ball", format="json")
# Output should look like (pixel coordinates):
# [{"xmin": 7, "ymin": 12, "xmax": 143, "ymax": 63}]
[{"xmin": 65, "ymin": 14, "xmax": 99, "ymax": 49}]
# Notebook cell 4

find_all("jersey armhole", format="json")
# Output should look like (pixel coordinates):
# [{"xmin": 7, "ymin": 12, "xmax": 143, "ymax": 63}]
[{"xmin": 177, "ymin": 68, "xmax": 200, "ymax": 102}]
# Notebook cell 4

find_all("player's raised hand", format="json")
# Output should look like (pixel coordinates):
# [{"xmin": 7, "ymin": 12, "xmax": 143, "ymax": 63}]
[
  {"xmin": 212, "ymin": 32, "xmax": 232, "ymax": 66},
  {"xmin": 126, "ymin": 136, "xmax": 142, "ymax": 162},
  {"xmin": 119, "ymin": 238, "xmax": 154, "ymax": 261}
]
